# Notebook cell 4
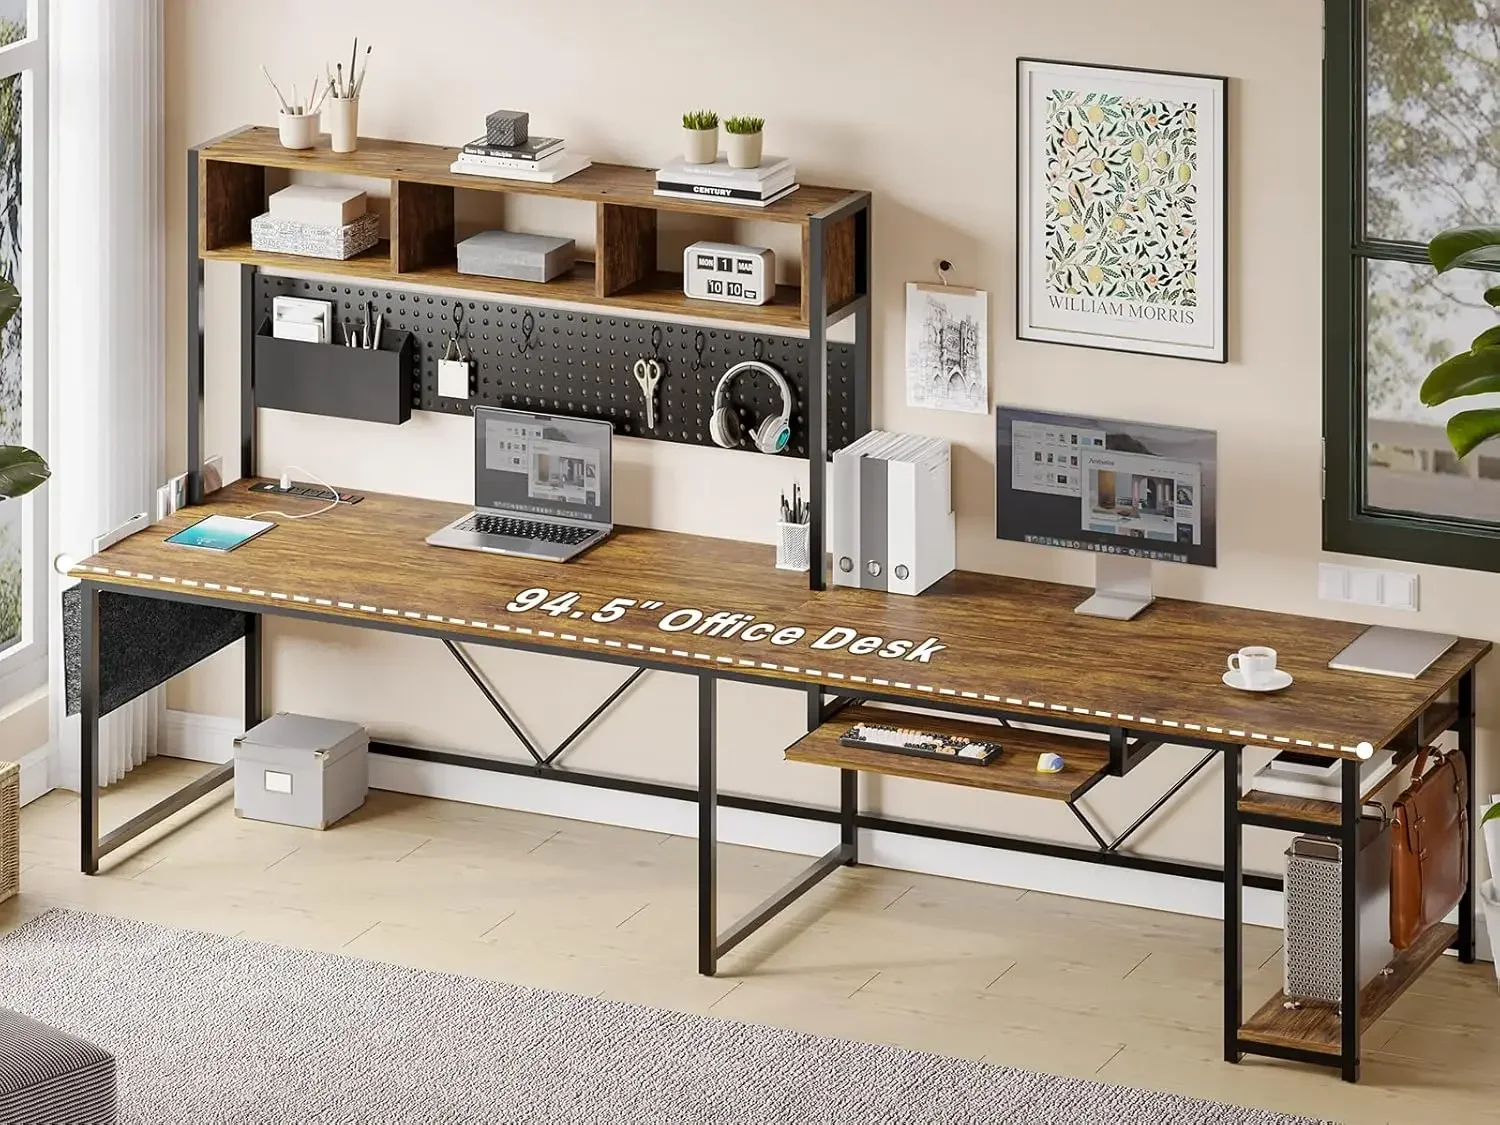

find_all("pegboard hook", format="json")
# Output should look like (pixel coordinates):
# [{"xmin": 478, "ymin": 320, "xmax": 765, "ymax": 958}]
[
  {"xmin": 690, "ymin": 330, "xmax": 707, "ymax": 372},
  {"xmin": 513, "ymin": 310, "xmax": 537, "ymax": 357},
  {"xmin": 650, "ymin": 324, "xmax": 663, "ymax": 359},
  {"xmin": 753, "ymin": 338, "xmax": 766, "ymax": 362}
]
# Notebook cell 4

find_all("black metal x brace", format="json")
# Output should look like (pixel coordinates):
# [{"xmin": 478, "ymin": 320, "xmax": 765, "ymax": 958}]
[
  {"xmin": 1066, "ymin": 749, "xmax": 1219, "ymax": 853},
  {"xmin": 443, "ymin": 640, "xmax": 645, "ymax": 767}
]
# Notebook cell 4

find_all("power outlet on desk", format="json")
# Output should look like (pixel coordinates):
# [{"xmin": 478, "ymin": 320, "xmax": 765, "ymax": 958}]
[
  {"xmin": 248, "ymin": 481, "xmax": 364, "ymax": 504},
  {"xmin": 1318, "ymin": 562, "xmax": 1418, "ymax": 611}
]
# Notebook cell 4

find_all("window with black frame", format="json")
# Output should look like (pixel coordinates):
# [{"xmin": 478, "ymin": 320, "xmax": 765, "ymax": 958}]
[{"xmin": 1325, "ymin": 0, "xmax": 1500, "ymax": 569}]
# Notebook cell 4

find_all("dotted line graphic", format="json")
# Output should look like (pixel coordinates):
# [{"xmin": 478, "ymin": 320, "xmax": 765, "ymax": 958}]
[{"xmin": 82, "ymin": 566, "xmax": 1370, "ymax": 758}]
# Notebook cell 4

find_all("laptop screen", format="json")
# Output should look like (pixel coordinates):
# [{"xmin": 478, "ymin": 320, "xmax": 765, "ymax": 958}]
[{"xmin": 473, "ymin": 406, "xmax": 613, "ymax": 524}]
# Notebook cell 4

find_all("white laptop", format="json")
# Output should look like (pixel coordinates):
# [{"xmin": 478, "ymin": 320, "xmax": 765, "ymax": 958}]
[{"xmin": 427, "ymin": 406, "xmax": 613, "ymax": 563}]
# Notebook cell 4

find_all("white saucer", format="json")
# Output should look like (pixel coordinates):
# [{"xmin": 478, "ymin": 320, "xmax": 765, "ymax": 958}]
[{"xmin": 1223, "ymin": 668, "xmax": 1293, "ymax": 693}]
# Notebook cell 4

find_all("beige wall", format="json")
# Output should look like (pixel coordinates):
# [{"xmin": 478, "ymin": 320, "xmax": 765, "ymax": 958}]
[{"xmin": 163, "ymin": 0, "xmax": 1497, "ymax": 880}]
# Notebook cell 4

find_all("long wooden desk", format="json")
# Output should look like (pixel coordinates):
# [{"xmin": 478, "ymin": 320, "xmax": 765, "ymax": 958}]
[{"xmin": 71, "ymin": 480, "xmax": 1489, "ymax": 1083}]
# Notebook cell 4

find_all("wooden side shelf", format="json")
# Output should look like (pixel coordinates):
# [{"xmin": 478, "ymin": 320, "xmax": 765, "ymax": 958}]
[
  {"xmin": 785, "ymin": 706, "xmax": 1110, "ymax": 802},
  {"xmin": 195, "ymin": 127, "xmax": 868, "ymax": 333},
  {"xmin": 1239, "ymin": 923, "xmax": 1457, "ymax": 1056}
]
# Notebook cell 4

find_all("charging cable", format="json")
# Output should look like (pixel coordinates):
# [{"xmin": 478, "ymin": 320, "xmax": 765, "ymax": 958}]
[{"xmin": 250, "ymin": 466, "xmax": 344, "ymax": 521}]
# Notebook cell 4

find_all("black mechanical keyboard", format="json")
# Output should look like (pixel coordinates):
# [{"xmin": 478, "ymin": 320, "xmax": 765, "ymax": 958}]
[{"xmin": 457, "ymin": 513, "xmax": 596, "ymax": 546}]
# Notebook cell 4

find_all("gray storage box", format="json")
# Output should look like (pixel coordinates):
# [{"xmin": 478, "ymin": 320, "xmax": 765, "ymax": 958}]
[
  {"xmin": 485, "ymin": 109, "xmax": 529, "ymax": 147},
  {"xmin": 234, "ymin": 713, "xmax": 368, "ymax": 830},
  {"xmin": 250, "ymin": 211, "xmax": 380, "ymax": 261},
  {"xmin": 457, "ymin": 230, "xmax": 575, "ymax": 283}
]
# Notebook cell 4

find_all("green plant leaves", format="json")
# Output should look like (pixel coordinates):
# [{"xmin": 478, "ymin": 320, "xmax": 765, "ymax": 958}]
[
  {"xmin": 0, "ymin": 279, "xmax": 18, "ymax": 333},
  {"xmin": 1485, "ymin": 285, "xmax": 1500, "ymax": 308},
  {"xmin": 1420, "ymin": 346, "xmax": 1500, "ymax": 405},
  {"xmin": 1484, "ymin": 802, "xmax": 1500, "ymax": 826},
  {"xmin": 1445, "ymin": 409, "xmax": 1500, "ymax": 459},
  {"xmin": 1428, "ymin": 226, "xmax": 1500, "ymax": 273},
  {"xmin": 0, "ymin": 445, "xmax": 48, "ymax": 499}
]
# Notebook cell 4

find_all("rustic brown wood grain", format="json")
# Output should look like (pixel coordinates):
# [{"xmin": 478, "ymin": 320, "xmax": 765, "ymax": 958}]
[
  {"xmin": 73, "ymin": 483, "xmax": 1488, "ymax": 757},
  {"xmin": 823, "ymin": 215, "xmax": 858, "ymax": 314},
  {"xmin": 200, "ymin": 159, "xmax": 265, "ymax": 252},
  {"xmin": 1240, "ymin": 922, "xmax": 1457, "ymax": 1054},
  {"xmin": 595, "ymin": 203, "xmax": 657, "ymax": 298},
  {"xmin": 786, "ymin": 705, "xmax": 1110, "ymax": 800},
  {"xmin": 198, "ymin": 127, "xmax": 863, "ymax": 226},
  {"xmin": 391, "ymin": 180, "xmax": 455, "ymax": 273}
]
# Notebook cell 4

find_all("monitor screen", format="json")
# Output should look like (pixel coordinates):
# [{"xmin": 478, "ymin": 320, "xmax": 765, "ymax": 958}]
[
  {"xmin": 995, "ymin": 406, "xmax": 1217, "ymax": 567},
  {"xmin": 473, "ymin": 406, "xmax": 612, "ymax": 524}
]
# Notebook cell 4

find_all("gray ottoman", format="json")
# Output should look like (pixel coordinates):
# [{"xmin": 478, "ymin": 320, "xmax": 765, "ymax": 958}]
[{"xmin": 0, "ymin": 1008, "xmax": 116, "ymax": 1124}]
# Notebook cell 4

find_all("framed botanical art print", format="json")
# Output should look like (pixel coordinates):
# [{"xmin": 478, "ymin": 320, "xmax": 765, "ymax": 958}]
[{"xmin": 1017, "ymin": 59, "xmax": 1227, "ymax": 363}]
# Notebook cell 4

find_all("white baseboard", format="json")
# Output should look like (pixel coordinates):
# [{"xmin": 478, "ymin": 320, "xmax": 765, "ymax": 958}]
[
  {"xmin": 17, "ymin": 744, "xmax": 53, "ymax": 805},
  {"xmin": 163, "ymin": 710, "xmax": 1293, "ymax": 929}
]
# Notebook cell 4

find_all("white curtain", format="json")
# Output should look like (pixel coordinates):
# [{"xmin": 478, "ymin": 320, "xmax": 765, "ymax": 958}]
[{"xmin": 49, "ymin": 0, "xmax": 165, "ymax": 789}]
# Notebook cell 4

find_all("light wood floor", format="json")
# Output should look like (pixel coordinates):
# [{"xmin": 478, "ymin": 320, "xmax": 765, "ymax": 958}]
[{"xmin": 3, "ymin": 758, "xmax": 1498, "ymax": 1124}]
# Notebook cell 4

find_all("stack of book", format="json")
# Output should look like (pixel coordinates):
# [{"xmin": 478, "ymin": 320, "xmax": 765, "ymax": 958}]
[
  {"xmin": 449, "ymin": 135, "xmax": 592, "ymax": 184},
  {"xmin": 654, "ymin": 155, "xmax": 799, "ymax": 208}
]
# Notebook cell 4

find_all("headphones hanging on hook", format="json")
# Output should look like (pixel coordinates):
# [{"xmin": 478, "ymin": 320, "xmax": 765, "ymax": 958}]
[{"xmin": 710, "ymin": 359, "xmax": 792, "ymax": 455}]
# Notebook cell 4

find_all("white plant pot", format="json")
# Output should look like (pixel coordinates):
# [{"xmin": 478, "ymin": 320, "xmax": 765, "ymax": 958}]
[
  {"xmin": 328, "ymin": 97, "xmax": 359, "ymax": 154},
  {"xmin": 725, "ymin": 131, "xmax": 764, "ymax": 170},
  {"xmin": 277, "ymin": 110, "xmax": 319, "ymax": 150},
  {"xmin": 1484, "ymin": 807, "xmax": 1500, "ymax": 888},
  {"xmin": 682, "ymin": 127, "xmax": 718, "ymax": 165},
  {"xmin": 1481, "ymin": 880, "xmax": 1500, "ymax": 981}
]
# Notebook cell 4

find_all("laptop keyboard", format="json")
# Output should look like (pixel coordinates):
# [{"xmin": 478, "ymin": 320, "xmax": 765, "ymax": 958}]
[{"xmin": 458, "ymin": 513, "xmax": 596, "ymax": 547}]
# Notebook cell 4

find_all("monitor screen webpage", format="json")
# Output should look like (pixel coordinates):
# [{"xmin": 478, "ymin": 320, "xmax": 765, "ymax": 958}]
[
  {"xmin": 474, "ymin": 407, "xmax": 612, "ymax": 524},
  {"xmin": 995, "ymin": 406, "xmax": 1217, "ymax": 567}
]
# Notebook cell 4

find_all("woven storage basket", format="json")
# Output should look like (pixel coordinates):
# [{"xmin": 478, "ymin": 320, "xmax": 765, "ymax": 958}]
[{"xmin": 0, "ymin": 760, "xmax": 16, "ymax": 904}]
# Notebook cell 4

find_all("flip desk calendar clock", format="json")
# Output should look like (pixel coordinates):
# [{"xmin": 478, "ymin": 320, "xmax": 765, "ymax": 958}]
[{"xmin": 682, "ymin": 241, "xmax": 776, "ymax": 306}]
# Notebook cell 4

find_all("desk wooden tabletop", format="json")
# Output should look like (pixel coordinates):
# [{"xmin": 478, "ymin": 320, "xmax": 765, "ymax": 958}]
[{"xmin": 75, "ymin": 481, "xmax": 1488, "ymax": 757}]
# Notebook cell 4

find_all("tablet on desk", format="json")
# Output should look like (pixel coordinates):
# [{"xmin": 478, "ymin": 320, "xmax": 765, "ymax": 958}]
[{"xmin": 165, "ymin": 514, "xmax": 275, "ymax": 552}]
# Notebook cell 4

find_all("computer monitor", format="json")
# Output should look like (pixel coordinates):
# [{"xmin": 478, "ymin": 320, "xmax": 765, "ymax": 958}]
[{"xmin": 995, "ymin": 406, "xmax": 1217, "ymax": 619}]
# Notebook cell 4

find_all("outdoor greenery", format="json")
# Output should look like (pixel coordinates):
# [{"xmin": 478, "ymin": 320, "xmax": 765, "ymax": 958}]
[
  {"xmin": 0, "ymin": 31, "xmax": 24, "ymax": 649},
  {"xmin": 1364, "ymin": 0, "xmax": 1500, "ymax": 420},
  {"xmin": 1419, "ymin": 225, "xmax": 1500, "ymax": 456},
  {"xmin": 723, "ymin": 116, "xmax": 763, "ymax": 136},
  {"xmin": 681, "ymin": 110, "xmax": 718, "ymax": 131}
]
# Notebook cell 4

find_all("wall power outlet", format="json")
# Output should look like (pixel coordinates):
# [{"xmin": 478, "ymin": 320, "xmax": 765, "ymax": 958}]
[{"xmin": 1317, "ymin": 562, "xmax": 1418, "ymax": 611}]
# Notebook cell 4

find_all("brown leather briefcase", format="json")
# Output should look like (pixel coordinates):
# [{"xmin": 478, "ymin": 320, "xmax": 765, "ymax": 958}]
[{"xmin": 1390, "ymin": 746, "xmax": 1468, "ymax": 950}]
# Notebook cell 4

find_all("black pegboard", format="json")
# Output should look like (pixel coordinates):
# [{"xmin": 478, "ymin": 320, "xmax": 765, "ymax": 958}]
[{"xmin": 255, "ymin": 276, "xmax": 857, "ymax": 459}]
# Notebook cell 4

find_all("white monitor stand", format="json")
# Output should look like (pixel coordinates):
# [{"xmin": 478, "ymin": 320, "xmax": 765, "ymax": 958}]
[{"xmin": 1075, "ymin": 552, "xmax": 1154, "ymax": 620}]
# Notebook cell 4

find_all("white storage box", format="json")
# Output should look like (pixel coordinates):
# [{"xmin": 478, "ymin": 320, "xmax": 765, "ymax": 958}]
[
  {"xmin": 250, "ymin": 211, "xmax": 380, "ymax": 260},
  {"xmin": 268, "ymin": 184, "xmax": 368, "ymax": 226},
  {"xmin": 234, "ymin": 713, "xmax": 368, "ymax": 830}
]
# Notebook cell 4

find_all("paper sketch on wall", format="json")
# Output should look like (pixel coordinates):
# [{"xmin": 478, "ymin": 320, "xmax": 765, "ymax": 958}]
[{"xmin": 904, "ymin": 282, "xmax": 989, "ymax": 414}]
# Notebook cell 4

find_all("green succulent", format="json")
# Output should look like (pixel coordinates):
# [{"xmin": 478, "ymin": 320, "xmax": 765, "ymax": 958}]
[
  {"xmin": 682, "ymin": 110, "xmax": 719, "ymax": 131},
  {"xmin": 724, "ymin": 115, "xmax": 764, "ymax": 136}
]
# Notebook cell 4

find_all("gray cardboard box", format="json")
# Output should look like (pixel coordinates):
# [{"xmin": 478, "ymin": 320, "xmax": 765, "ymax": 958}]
[
  {"xmin": 234, "ymin": 713, "xmax": 368, "ymax": 830},
  {"xmin": 457, "ymin": 230, "xmax": 575, "ymax": 283}
]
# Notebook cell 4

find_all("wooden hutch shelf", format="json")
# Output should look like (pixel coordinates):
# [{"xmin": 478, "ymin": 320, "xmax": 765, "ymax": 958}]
[
  {"xmin": 1239, "ymin": 923, "xmax": 1457, "ymax": 1056},
  {"xmin": 196, "ymin": 127, "xmax": 865, "ymax": 332},
  {"xmin": 785, "ymin": 705, "xmax": 1111, "ymax": 802}
]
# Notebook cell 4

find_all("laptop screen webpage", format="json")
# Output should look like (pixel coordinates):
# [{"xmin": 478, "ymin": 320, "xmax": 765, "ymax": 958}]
[{"xmin": 474, "ymin": 407, "xmax": 612, "ymax": 524}]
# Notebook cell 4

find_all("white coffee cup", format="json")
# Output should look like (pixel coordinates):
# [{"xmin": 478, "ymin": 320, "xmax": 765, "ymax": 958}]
[{"xmin": 1228, "ymin": 645, "xmax": 1278, "ymax": 687}]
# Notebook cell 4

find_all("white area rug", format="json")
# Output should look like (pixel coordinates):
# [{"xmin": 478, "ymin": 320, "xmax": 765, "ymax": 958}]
[{"xmin": 0, "ymin": 910, "xmax": 1330, "ymax": 1124}]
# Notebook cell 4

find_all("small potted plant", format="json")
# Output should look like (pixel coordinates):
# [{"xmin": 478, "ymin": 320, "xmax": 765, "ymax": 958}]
[
  {"xmin": 724, "ymin": 115, "xmax": 765, "ymax": 170},
  {"xmin": 682, "ymin": 110, "xmax": 719, "ymax": 165}
]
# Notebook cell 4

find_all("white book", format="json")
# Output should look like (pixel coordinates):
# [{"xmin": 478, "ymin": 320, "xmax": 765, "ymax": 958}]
[
  {"xmin": 449, "ymin": 154, "xmax": 592, "ymax": 184},
  {"xmin": 457, "ymin": 149, "xmax": 572, "ymax": 173},
  {"xmin": 652, "ymin": 183, "xmax": 800, "ymax": 209},
  {"xmin": 1250, "ymin": 750, "xmax": 1397, "ymax": 802},
  {"xmin": 657, "ymin": 155, "xmax": 794, "ymax": 182}
]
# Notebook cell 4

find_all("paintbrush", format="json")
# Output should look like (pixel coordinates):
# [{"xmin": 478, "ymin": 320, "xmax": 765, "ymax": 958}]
[
  {"xmin": 352, "ymin": 45, "xmax": 372, "ymax": 97},
  {"xmin": 261, "ymin": 65, "xmax": 290, "ymax": 112},
  {"xmin": 349, "ymin": 37, "xmax": 358, "ymax": 95},
  {"xmin": 335, "ymin": 62, "xmax": 344, "ymax": 99}
]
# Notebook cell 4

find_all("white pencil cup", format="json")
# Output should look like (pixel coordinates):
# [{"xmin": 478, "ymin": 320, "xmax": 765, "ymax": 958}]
[
  {"xmin": 277, "ymin": 109, "xmax": 319, "ymax": 150},
  {"xmin": 776, "ymin": 521, "xmax": 810, "ymax": 572},
  {"xmin": 327, "ymin": 97, "xmax": 359, "ymax": 153}
]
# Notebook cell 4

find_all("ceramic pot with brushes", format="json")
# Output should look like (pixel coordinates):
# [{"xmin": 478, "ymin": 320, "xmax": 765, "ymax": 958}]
[{"xmin": 326, "ymin": 38, "xmax": 372, "ymax": 154}]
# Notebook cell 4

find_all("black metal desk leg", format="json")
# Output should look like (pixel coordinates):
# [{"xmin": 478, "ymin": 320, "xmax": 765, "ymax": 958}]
[
  {"xmin": 79, "ymin": 584, "xmax": 100, "ymax": 876},
  {"xmin": 698, "ymin": 674, "xmax": 718, "ymax": 977},
  {"xmin": 840, "ymin": 769, "xmax": 858, "ymax": 864},
  {"xmin": 1340, "ymin": 756, "xmax": 1362, "ymax": 1083},
  {"xmin": 1457, "ymin": 669, "xmax": 1477, "ymax": 963},
  {"xmin": 244, "ymin": 612, "xmax": 263, "ymax": 732},
  {"xmin": 1223, "ymin": 743, "xmax": 1242, "ymax": 1063}
]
